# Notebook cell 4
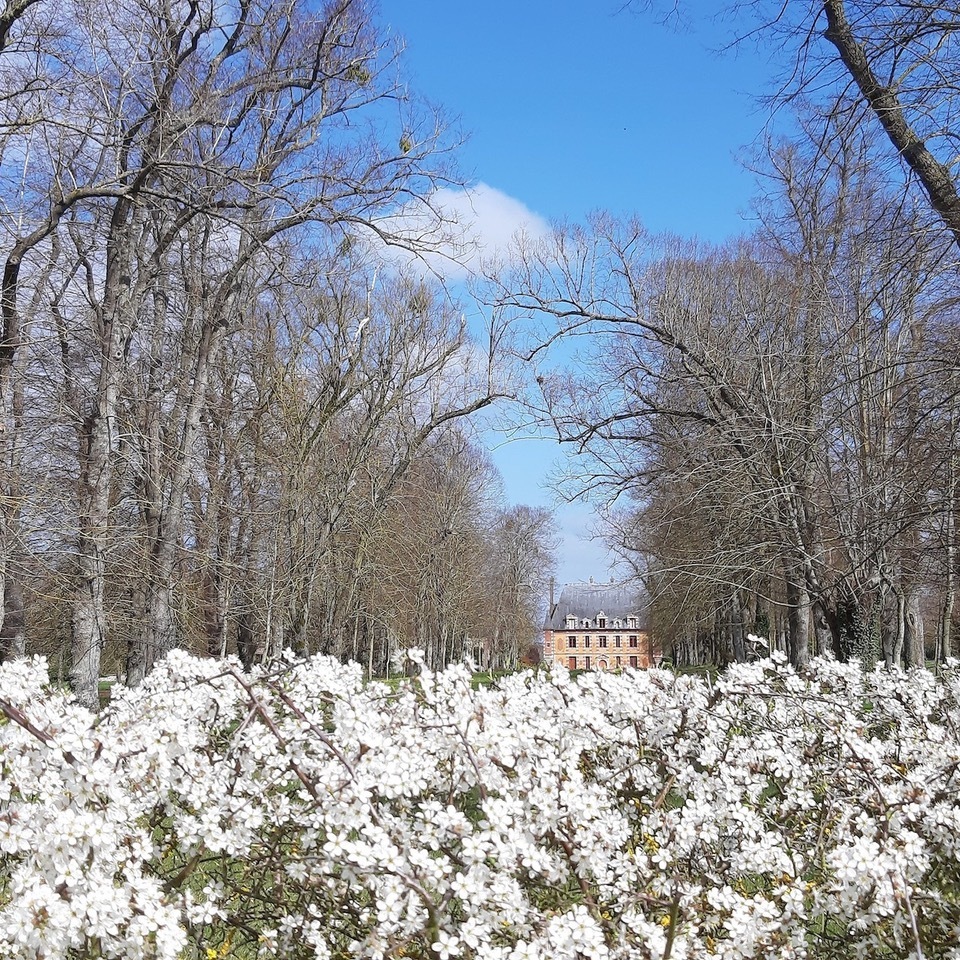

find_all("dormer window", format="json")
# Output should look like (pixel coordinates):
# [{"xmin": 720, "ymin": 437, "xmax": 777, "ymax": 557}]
[
  {"xmin": 582, "ymin": 619, "xmax": 590, "ymax": 629},
  {"xmin": 566, "ymin": 615, "xmax": 577, "ymax": 629},
  {"xmin": 614, "ymin": 619, "xmax": 622, "ymax": 629}
]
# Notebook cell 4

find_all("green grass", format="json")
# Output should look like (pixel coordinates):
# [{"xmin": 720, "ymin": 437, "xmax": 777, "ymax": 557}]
[{"xmin": 470, "ymin": 670, "xmax": 516, "ymax": 688}]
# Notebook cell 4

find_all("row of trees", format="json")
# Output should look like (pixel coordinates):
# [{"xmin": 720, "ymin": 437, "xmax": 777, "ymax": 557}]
[
  {"xmin": 0, "ymin": 0, "xmax": 555, "ymax": 706},
  {"xmin": 489, "ymin": 104, "xmax": 960, "ymax": 668}
]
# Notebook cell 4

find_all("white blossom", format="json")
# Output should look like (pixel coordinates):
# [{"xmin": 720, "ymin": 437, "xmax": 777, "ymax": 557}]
[{"xmin": 0, "ymin": 650, "xmax": 957, "ymax": 958}]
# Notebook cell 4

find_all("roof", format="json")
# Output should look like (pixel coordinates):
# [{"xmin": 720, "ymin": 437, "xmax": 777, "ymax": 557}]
[{"xmin": 543, "ymin": 581, "xmax": 644, "ymax": 630}]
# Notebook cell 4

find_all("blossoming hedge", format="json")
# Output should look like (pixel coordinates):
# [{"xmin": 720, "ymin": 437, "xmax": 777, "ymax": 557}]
[{"xmin": 0, "ymin": 649, "xmax": 959, "ymax": 960}]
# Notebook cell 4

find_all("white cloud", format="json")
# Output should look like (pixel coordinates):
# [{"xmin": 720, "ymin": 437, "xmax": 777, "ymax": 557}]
[{"xmin": 369, "ymin": 182, "xmax": 551, "ymax": 282}]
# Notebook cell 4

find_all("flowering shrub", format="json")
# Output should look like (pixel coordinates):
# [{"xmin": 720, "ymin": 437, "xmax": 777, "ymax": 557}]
[{"xmin": 1, "ymin": 648, "xmax": 960, "ymax": 959}]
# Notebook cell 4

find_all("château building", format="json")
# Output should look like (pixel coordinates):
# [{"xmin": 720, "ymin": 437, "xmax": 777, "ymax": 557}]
[{"xmin": 542, "ymin": 580, "xmax": 657, "ymax": 670}]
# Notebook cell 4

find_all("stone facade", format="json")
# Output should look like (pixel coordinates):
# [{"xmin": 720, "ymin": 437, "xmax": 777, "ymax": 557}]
[{"xmin": 542, "ymin": 580, "xmax": 657, "ymax": 670}]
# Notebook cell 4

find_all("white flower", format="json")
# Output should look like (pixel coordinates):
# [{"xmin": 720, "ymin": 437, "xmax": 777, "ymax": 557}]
[
  {"xmin": 431, "ymin": 930, "xmax": 460, "ymax": 959},
  {"xmin": 0, "ymin": 651, "xmax": 957, "ymax": 960}
]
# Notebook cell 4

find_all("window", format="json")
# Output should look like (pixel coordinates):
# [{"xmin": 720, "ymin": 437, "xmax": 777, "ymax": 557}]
[
  {"xmin": 615, "ymin": 656, "xmax": 622, "ymax": 667},
  {"xmin": 598, "ymin": 617, "xmax": 606, "ymax": 629},
  {"xmin": 584, "ymin": 634, "xmax": 591, "ymax": 645},
  {"xmin": 599, "ymin": 636, "xmax": 608, "ymax": 649},
  {"xmin": 629, "ymin": 635, "xmax": 638, "ymax": 648},
  {"xmin": 582, "ymin": 619, "xmax": 590, "ymax": 628},
  {"xmin": 614, "ymin": 619, "xmax": 622, "ymax": 629},
  {"xmin": 566, "ymin": 615, "xmax": 576, "ymax": 628},
  {"xmin": 584, "ymin": 656, "xmax": 591, "ymax": 670},
  {"xmin": 629, "ymin": 655, "xmax": 638, "ymax": 668},
  {"xmin": 615, "ymin": 635, "xmax": 622, "ymax": 648},
  {"xmin": 628, "ymin": 617, "xmax": 638, "ymax": 629},
  {"xmin": 567, "ymin": 636, "xmax": 577, "ymax": 648},
  {"xmin": 568, "ymin": 657, "xmax": 577, "ymax": 670}
]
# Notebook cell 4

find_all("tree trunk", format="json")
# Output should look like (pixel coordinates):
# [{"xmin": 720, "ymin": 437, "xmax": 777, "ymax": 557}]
[
  {"xmin": 939, "ymin": 456, "xmax": 956, "ymax": 663},
  {"xmin": 784, "ymin": 567, "xmax": 811, "ymax": 669},
  {"xmin": 904, "ymin": 586, "xmax": 925, "ymax": 668},
  {"xmin": 823, "ymin": 0, "xmax": 960, "ymax": 250},
  {"xmin": 730, "ymin": 590, "xmax": 746, "ymax": 663},
  {"xmin": 72, "ymin": 395, "xmax": 117, "ymax": 710},
  {"xmin": 203, "ymin": 567, "xmax": 228, "ymax": 659},
  {"xmin": 237, "ymin": 608, "xmax": 256, "ymax": 671},
  {"xmin": 127, "ymin": 561, "xmax": 177, "ymax": 686},
  {"xmin": 0, "ymin": 581, "xmax": 24, "ymax": 659},
  {"xmin": 890, "ymin": 584, "xmax": 906, "ymax": 667}
]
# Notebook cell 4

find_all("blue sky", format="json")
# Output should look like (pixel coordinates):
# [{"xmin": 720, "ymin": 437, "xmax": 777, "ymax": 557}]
[{"xmin": 379, "ymin": 0, "xmax": 783, "ymax": 586}]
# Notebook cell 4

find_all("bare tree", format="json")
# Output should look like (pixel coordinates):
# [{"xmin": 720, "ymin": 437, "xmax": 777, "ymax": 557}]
[
  {"xmin": 0, "ymin": 0, "xmax": 497, "ymax": 706},
  {"xmin": 483, "ymin": 505, "xmax": 557, "ymax": 670},
  {"xmin": 487, "ymin": 131, "xmax": 958, "ymax": 669}
]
